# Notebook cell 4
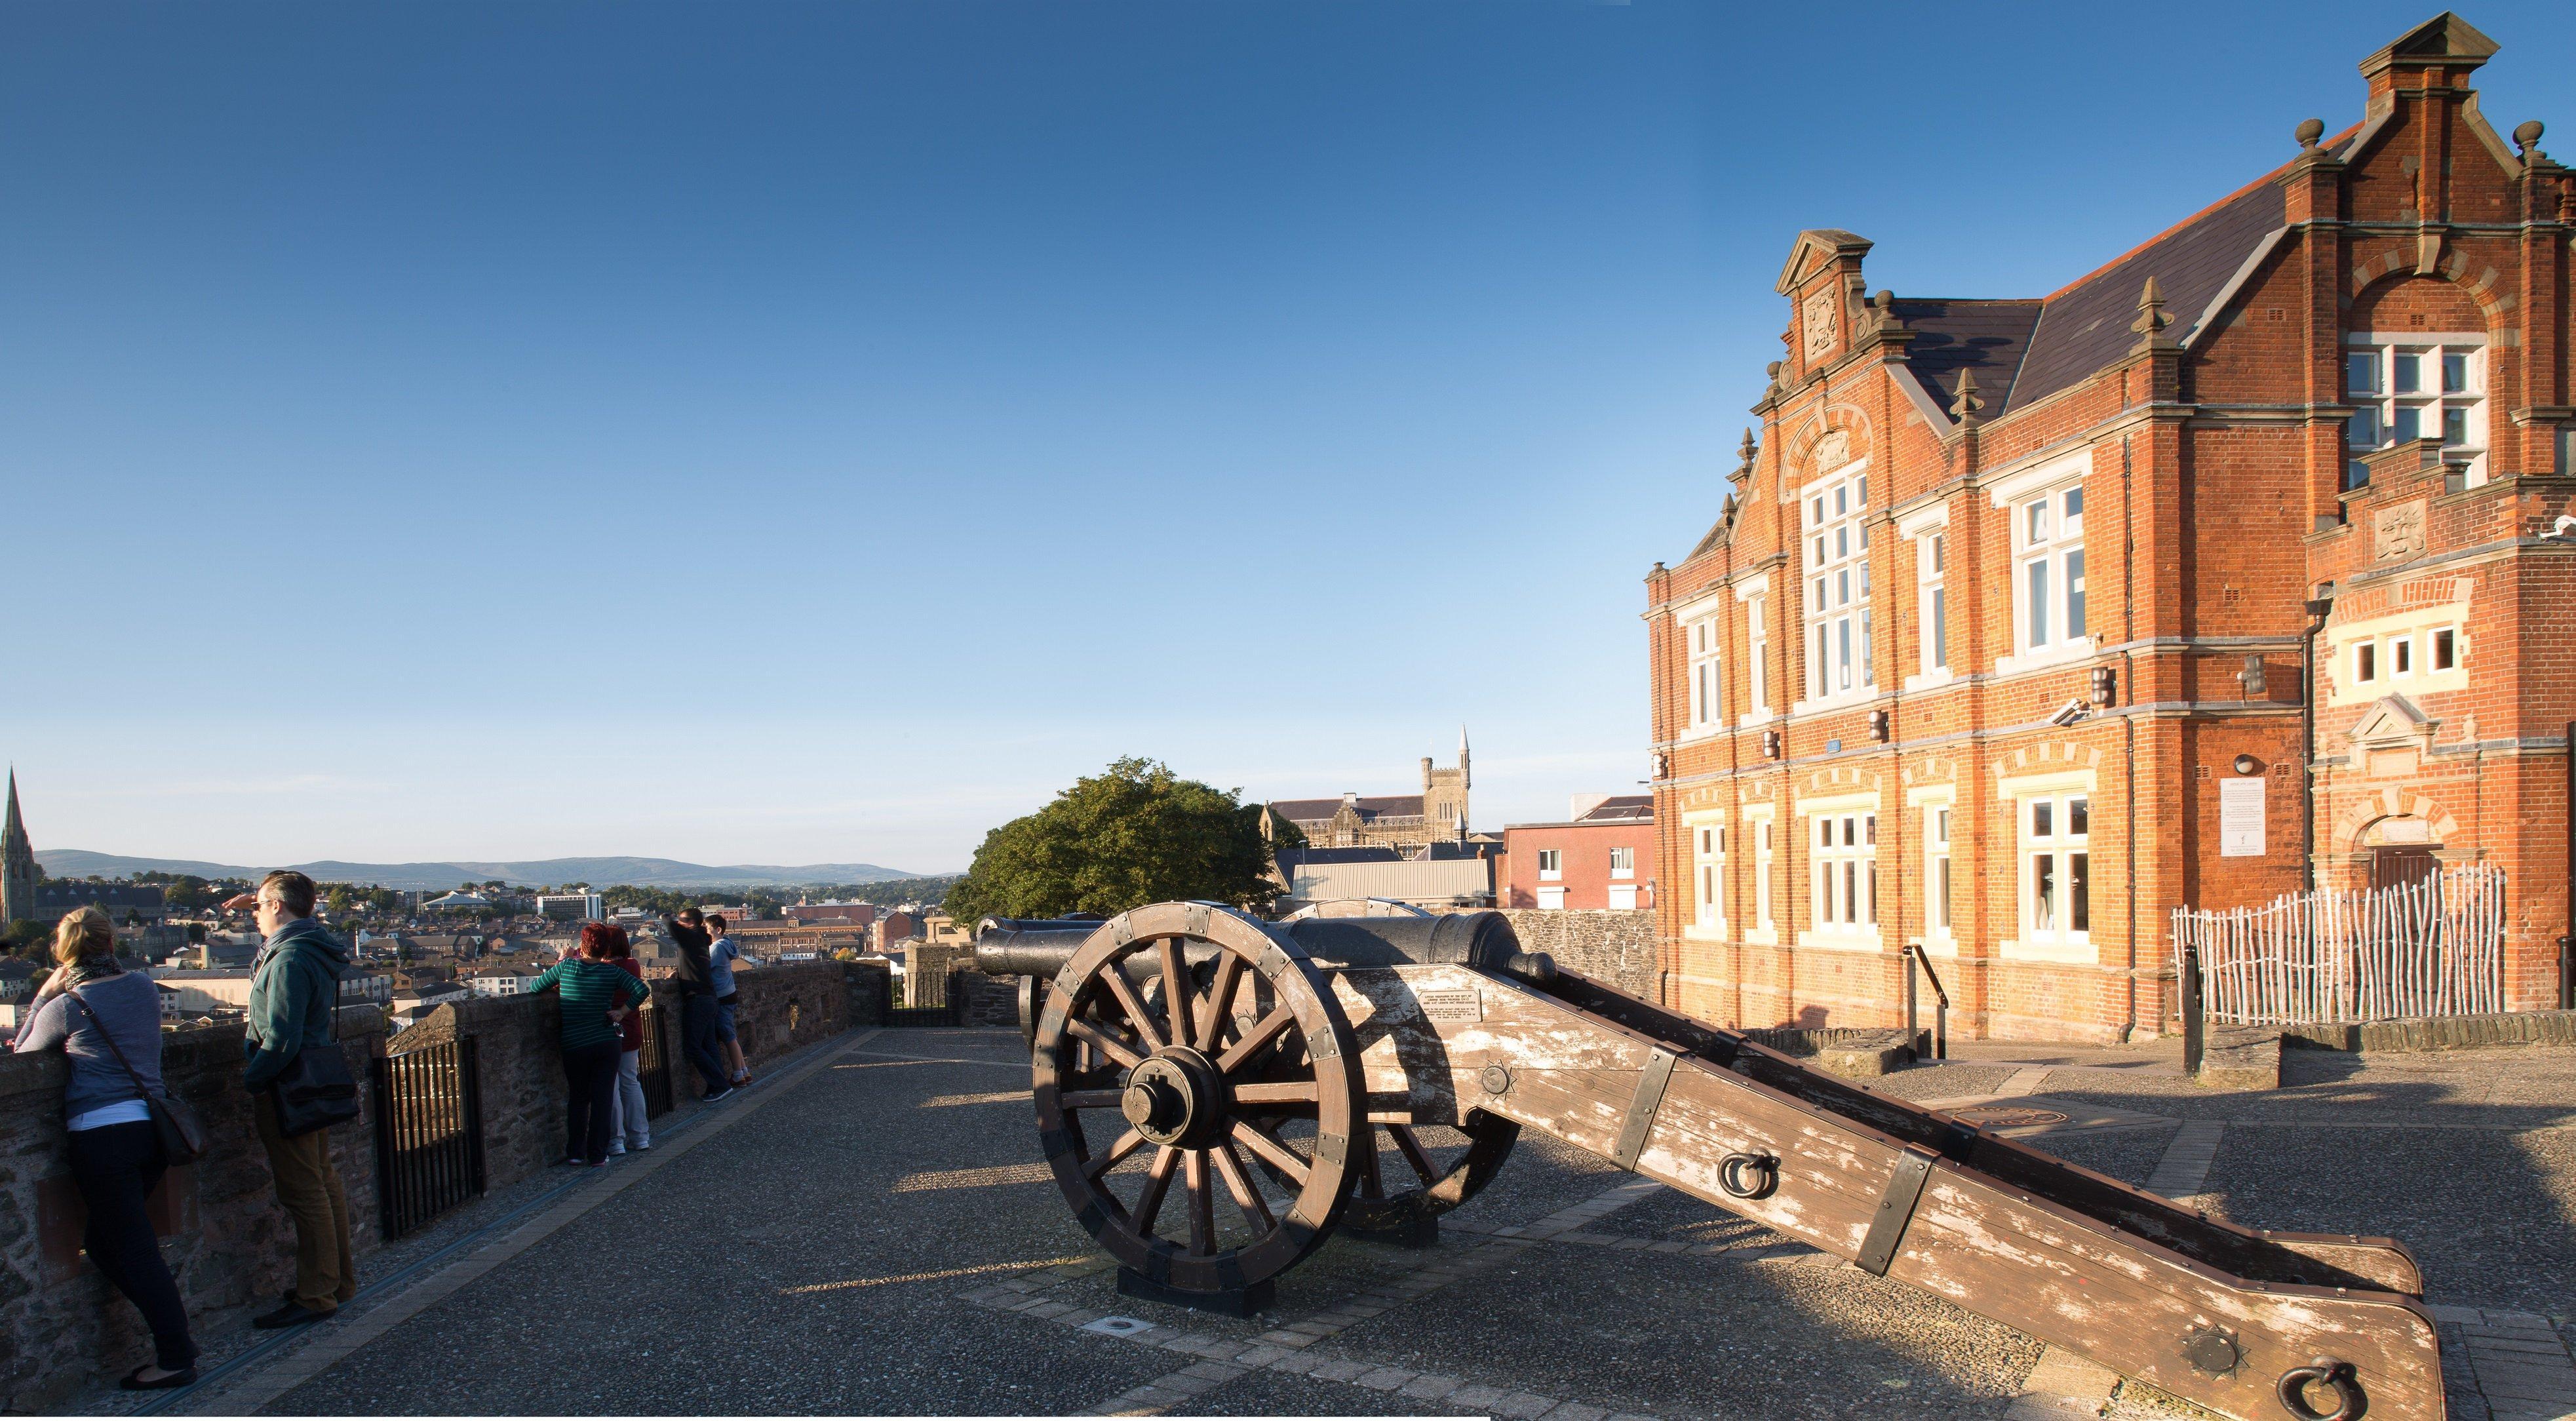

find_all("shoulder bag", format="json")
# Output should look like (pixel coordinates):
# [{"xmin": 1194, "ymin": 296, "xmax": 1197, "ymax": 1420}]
[
  {"xmin": 67, "ymin": 988, "xmax": 208, "ymax": 1165},
  {"xmin": 267, "ymin": 979, "xmax": 362, "ymax": 1137}
]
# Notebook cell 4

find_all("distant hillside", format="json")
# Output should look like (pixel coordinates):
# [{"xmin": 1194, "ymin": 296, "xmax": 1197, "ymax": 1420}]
[{"xmin": 35, "ymin": 850, "xmax": 942, "ymax": 893}]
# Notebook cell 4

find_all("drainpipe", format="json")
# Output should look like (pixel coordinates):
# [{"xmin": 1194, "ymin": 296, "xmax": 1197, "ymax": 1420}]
[{"xmin": 2301, "ymin": 590, "xmax": 2335, "ymax": 895}]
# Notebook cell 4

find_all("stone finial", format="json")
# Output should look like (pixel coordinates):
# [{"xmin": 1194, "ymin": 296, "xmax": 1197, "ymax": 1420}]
[
  {"xmin": 2294, "ymin": 117, "xmax": 2326, "ymax": 153},
  {"xmin": 2514, "ymin": 120, "xmax": 2547, "ymax": 163},
  {"xmin": 1763, "ymin": 360, "xmax": 1784, "ymax": 399},
  {"xmin": 1729, "ymin": 427, "xmax": 1758, "ymax": 484},
  {"xmin": 2131, "ymin": 277, "xmax": 2180, "ymax": 354},
  {"xmin": 1870, "ymin": 288, "xmax": 1906, "ymax": 335},
  {"xmin": 1948, "ymin": 368, "xmax": 1984, "ymax": 427}
]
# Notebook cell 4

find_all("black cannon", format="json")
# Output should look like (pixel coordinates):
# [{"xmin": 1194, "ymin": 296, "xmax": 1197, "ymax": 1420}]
[{"xmin": 974, "ymin": 903, "xmax": 2436, "ymax": 1421}]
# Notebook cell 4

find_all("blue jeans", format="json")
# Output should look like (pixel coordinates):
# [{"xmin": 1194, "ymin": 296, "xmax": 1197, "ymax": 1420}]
[
  {"xmin": 680, "ymin": 994, "xmax": 729, "ymax": 1095},
  {"xmin": 715, "ymin": 994, "xmax": 739, "ymax": 1043}
]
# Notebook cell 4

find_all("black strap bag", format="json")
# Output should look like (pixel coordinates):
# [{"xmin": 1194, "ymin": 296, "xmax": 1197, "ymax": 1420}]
[
  {"xmin": 267, "ymin": 979, "xmax": 362, "ymax": 1137},
  {"xmin": 68, "ymin": 988, "xmax": 209, "ymax": 1165}
]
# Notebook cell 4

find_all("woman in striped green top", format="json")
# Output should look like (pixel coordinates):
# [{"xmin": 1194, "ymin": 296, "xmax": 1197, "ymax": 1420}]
[{"xmin": 534, "ymin": 925, "xmax": 652, "ymax": 1167}]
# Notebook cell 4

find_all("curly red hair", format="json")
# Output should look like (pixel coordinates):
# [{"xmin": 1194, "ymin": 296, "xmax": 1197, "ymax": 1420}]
[{"xmin": 578, "ymin": 920, "xmax": 631, "ymax": 961}]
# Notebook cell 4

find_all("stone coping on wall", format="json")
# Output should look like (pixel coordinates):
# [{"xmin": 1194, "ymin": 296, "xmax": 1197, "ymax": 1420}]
[
  {"xmin": 2280, "ymin": 1007, "xmax": 2576, "ymax": 1053},
  {"xmin": 0, "ymin": 962, "xmax": 886, "ymax": 1412}
]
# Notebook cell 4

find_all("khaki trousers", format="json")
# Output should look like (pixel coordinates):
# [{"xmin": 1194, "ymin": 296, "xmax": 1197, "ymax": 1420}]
[{"xmin": 256, "ymin": 1092, "xmax": 356, "ymax": 1313}]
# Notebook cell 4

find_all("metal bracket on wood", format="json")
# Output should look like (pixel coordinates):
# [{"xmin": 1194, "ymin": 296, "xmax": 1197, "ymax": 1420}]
[
  {"xmin": 1854, "ymin": 1144, "xmax": 1940, "ymax": 1277},
  {"xmin": 1609, "ymin": 1047, "xmax": 1679, "ymax": 1170}
]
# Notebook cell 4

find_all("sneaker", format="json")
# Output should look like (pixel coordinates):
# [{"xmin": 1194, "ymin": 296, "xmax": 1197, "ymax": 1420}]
[
  {"xmin": 562, "ymin": 1156, "xmax": 584, "ymax": 1167},
  {"xmin": 607, "ymin": 1144, "xmax": 627, "ymax": 1157},
  {"xmin": 703, "ymin": 1086, "xmax": 734, "ymax": 1102}
]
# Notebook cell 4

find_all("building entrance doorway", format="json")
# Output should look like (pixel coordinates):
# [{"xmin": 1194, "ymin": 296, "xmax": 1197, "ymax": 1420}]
[{"xmin": 2370, "ymin": 844, "xmax": 2438, "ymax": 889}]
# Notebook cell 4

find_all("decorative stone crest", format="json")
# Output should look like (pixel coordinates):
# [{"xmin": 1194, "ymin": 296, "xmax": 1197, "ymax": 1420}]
[
  {"xmin": 1802, "ymin": 289, "xmax": 1839, "ymax": 360},
  {"xmin": 2373, "ymin": 500, "xmax": 2429, "ymax": 563},
  {"xmin": 1808, "ymin": 428, "xmax": 1850, "ymax": 474}
]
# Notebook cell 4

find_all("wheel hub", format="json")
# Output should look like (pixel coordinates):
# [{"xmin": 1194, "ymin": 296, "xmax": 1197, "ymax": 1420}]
[{"xmin": 1121, "ymin": 1049, "xmax": 1225, "ymax": 1147}]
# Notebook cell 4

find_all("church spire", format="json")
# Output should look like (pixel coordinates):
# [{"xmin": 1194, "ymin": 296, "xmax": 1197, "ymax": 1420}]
[{"xmin": 2, "ymin": 768, "xmax": 38, "ymax": 925}]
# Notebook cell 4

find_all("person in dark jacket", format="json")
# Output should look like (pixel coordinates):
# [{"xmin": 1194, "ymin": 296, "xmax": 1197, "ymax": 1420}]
[
  {"xmin": 530, "ymin": 925, "xmax": 653, "ymax": 1166},
  {"xmin": 10, "ymin": 908, "xmax": 199, "ymax": 1388},
  {"xmin": 242, "ymin": 870, "xmax": 354, "ymax": 1330},
  {"xmin": 660, "ymin": 908, "xmax": 733, "ymax": 1100}
]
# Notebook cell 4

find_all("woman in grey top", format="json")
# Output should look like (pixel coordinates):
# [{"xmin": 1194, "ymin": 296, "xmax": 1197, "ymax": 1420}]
[{"xmin": 10, "ymin": 907, "xmax": 199, "ymax": 1388}]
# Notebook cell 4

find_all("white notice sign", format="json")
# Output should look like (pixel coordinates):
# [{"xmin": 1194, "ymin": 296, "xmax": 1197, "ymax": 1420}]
[{"xmin": 2219, "ymin": 777, "xmax": 2267, "ymax": 857}]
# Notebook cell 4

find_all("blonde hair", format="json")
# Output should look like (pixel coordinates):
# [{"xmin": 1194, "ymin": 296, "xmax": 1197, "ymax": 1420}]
[{"xmin": 52, "ymin": 906, "xmax": 116, "ymax": 967}]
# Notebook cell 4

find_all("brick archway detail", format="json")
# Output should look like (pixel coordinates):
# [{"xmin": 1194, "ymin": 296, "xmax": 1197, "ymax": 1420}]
[
  {"xmin": 1902, "ymin": 756, "xmax": 1959, "ymax": 789},
  {"xmin": 2329, "ymin": 788, "xmax": 2463, "ymax": 856},
  {"xmin": 1783, "ymin": 405, "xmax": 1875, "ymax": 480},
  {"xmin": 1987, "ymin": 741, "xmax": 2103, "ymax": 792},
  {"xmin": 1800, "ymin": 764, "xmax": 1882, "ymax": 798},
  {"xmin": 2345, "ymin": 254, "xmax": 2513, "ymax": 326}
]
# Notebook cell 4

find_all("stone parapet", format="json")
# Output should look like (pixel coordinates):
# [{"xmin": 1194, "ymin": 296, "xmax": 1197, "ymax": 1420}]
[
  {"xmin": 0, "ymin": 1005, "xmax": 386, "ymax": 1413},
  {"xmin": 1491, "ymin": 909, "xmax": 1655, "ymax": 998},
  {"xmin": 2280, "ymin": 1008, "xmax": 2576, "ymax": 1054},
  {"xmin": 0, "ymin": 962, "xmax": 880, "ymax": 1410}
]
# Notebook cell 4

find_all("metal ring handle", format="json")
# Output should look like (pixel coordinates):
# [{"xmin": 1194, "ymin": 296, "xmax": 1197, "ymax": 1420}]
[
  {"xmin": 2276, "ymin": 1355, "xmax": 2363, "ymax": 1421},
  {"xmin": 1718, "ymin": 1152, "xmax": 1780, "ymax": 1200}
]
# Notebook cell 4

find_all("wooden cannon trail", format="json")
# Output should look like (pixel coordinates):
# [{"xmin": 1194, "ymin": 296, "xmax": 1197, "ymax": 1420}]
[{"xmin": 975, "ymin": 904, "xmax": 2440, "ymax": 1421}]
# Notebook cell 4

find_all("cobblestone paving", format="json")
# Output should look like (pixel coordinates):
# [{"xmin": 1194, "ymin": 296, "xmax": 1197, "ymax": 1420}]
[{"xmin": 158, "ymin": 1030, "xmax": 2576, "ymax": 1419}]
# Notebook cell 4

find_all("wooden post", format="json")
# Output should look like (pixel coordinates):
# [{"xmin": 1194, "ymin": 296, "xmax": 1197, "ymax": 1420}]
[{"xmin": 2181, "ymin": 943, "xmax": 2205, "ymax": 1077}]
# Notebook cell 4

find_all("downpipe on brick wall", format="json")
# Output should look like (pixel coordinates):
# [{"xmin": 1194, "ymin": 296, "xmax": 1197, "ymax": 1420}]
[
  {"xmin": 2301, "ymin": 590, "xmax": 2335, "ymax": 895},
  {"xmin": 2122, "ymin": 435, "xmax": 2139, "ymax": 1042}
]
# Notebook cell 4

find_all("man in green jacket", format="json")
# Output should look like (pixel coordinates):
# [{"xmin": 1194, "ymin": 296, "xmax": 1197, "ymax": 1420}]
[{"xmin": 243, "ymin": 870, "xmax": 354, "ymax": 1329}]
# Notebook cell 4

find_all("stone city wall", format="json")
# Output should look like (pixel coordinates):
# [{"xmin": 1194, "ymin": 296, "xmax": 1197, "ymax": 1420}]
[
  {"xmin": 0, "ymin": 1005, "xmax": 387, "ymax": 1413},
  {"xmin": 1492, "ymin": 908, "xmax": 1656, "ymax": 998},
  {"xmin": 0, "ymin": 961, "xmax": 889, "ymax": 1410}
]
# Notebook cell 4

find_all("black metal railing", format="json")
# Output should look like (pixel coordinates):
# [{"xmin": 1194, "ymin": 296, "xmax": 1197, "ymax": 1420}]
[
  {"xmin": 636, "ymin": 1003, "xmax": 674, "ymax": 1118},
  {"xmin": 887, "ymin": 965, "xmax": 959, "ymax": 1027},
  {"xmin": 370, "ymin": 1037, "xmax": 487, "ymax": 1241}
]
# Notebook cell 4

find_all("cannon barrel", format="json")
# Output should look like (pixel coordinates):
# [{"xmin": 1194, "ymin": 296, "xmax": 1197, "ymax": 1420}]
[
  {"xmin": 975, "ymin": 908, "xmax": 1554, "ymax": 984},
  {"xmin": 972, "ymin": 918, "xmax": 1104, "ymax": 977}
]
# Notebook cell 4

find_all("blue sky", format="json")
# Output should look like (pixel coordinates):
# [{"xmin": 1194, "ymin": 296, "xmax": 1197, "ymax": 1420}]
[{"xmin": 5, "ymin": 1, "xmax": 2569, "ymax": 873}]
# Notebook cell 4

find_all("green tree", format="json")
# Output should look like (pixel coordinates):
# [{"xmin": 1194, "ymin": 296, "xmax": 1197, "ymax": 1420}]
[
  {"xmin": 943, "ymin": 757, "xmax": 1291, "ymax": 925},
  {"xmin": 7, "ymin": 920, "xmax": 49, "ymax": 960}
]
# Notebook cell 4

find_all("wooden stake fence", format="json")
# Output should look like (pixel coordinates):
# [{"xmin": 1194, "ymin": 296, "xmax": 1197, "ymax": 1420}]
[{"xmin": 2170, "ymin": 863, "xmax": 2507, "ymax": 1024}]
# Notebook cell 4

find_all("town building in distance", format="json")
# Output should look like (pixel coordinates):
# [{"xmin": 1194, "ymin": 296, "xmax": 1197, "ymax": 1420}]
[
  {"xmin": 1646, "ymin": 13, "xmax": 2574, "ymax": 1041},
  {"xmin": 1262, "ymin": 732, "xmax": 1474, "ymax": 853},
  {"xmin": 1500, "ymin": 795, "xmax": 1657, "ymax": 911}
]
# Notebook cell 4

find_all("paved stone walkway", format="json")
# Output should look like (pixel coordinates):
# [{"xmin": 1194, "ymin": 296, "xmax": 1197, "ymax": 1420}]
[{"xmin": 87, "ymin": 1030, "xmax": 2576, "ymax": 1419}]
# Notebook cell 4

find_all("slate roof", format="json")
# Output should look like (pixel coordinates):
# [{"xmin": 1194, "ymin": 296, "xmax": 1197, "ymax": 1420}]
[
  {"xmin": 1574, "ymin": 795, "xmax": 1654, "ymax": 823},
  {"xmin": 1268, "ymin": 795, "xmax": 1428, "ymax": 823},
  {"xmin": 1891, "ymin": 138, "xmax": 2356, "ymax": 423}
]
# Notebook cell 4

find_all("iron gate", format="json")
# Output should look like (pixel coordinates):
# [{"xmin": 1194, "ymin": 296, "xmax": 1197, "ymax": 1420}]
[
  {"xmin": 371, "ymin": 1036, "xmax": 487, "ymax": 1240},
  {"xmin": 636, "ymin": 1003, "xmax": 674, "ymax": 1118},
  {"xmin": 888, "ymin": 964, "xmax": 959, "ymax": 1027}
]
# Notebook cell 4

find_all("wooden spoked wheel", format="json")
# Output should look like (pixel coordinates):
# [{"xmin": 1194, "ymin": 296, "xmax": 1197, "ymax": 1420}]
[
  {"xmin": 1343, "ymin": 1112, "xmax": 1521, "ymax": 1233},
  {"xmin": 1032, "ymin": 903, "xmax": 1361, "ymax": 1294}
]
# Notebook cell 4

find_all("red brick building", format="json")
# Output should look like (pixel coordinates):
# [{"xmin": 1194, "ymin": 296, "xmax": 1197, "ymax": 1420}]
[
  {"xmin": 1500, "ymin": 795, "xmax": 1658, "ymax": 911},
  {"xmin": 1646, "ymin": 14, "xmax": 2574, "ymax": 1042}
]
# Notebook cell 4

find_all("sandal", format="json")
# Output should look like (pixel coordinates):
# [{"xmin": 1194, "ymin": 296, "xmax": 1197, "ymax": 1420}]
[{"xmin": 119, "ymin": 1365, "xmax": 197, "ymax": 1391}]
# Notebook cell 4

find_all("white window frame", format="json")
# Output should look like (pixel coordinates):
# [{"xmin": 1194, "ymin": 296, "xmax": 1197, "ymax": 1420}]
[
  {"xmin": 1536, "ymin": 885, "xmax": 1566, "ymax": 910},
  {"xmin": 1673, "ymin": 589, "xmax": 1729, "ymax": 741},
  {"xmin": 1989, "ymin": 452, "xmax": 2095, "ymax": 677},
  {"xmin": 2328, "ymin": 606, "xmax": 2469, "ymax": 706},
  {"xmin": 1686, "ymin": 614, "xmax": 1724, "ymax": 734},
  {"xmin": 1921, "ymin": 530, "xmax": 1949, "ymax": 678},
  {"xmin": 1806, "ymin": 808, "xmax": 1878, "ymax": 942},
  {"xmin": 1536, "ymin": 848, "xmax": 1562, "ymax": 882},
  {"xmin": 2346, "ymin": 334, "xmax": 2487, "ymax": 487},
  {"xmin": 1797, "ymin": 461, "xmax": 1874, "ymax": 710},
  {"xmin": 1609, "ymin": 846, "xmax": 1636, "ymax": 880},
  {"xmin": 1927, "ymin": 802, "xmax": 1955, "ymax": 946},
  {"xmin": 2390, "ymin": 633, "xmax": 2413, "ymax": 678},
  {"xmin": 2354, "ymin": 640, "xmax": 2378, "ymax": 685},
  {"xmin": 1736, "ymin": 575, "xmax": 1773, "ymax": 727},
  {"xmin": 1687, "ymin": 819, "xmax": 1725, "ymax": 939},
  {"xmin": 2430, "ymin": 625, "xmax": 2457, "ymax": 672},
  {"xmin": 2021, "ymin": 792, "xmax": 2091, "ymax": 950},
  {"xmin": 1742, "ymin": 808, "xmax": 1778, "ymax": 944}
]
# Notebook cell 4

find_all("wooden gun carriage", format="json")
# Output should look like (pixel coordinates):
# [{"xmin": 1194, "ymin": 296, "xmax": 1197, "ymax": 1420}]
[{"xmin": 975, "ymin": 903, "xmax": 2444, "ymax": 1421}]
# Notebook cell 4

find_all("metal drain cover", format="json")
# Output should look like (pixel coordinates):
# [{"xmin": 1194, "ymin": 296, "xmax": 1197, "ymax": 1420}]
[{"xmin": 1953, "ymin": 1105, "xmax": 2070, "ymax": 1129}]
